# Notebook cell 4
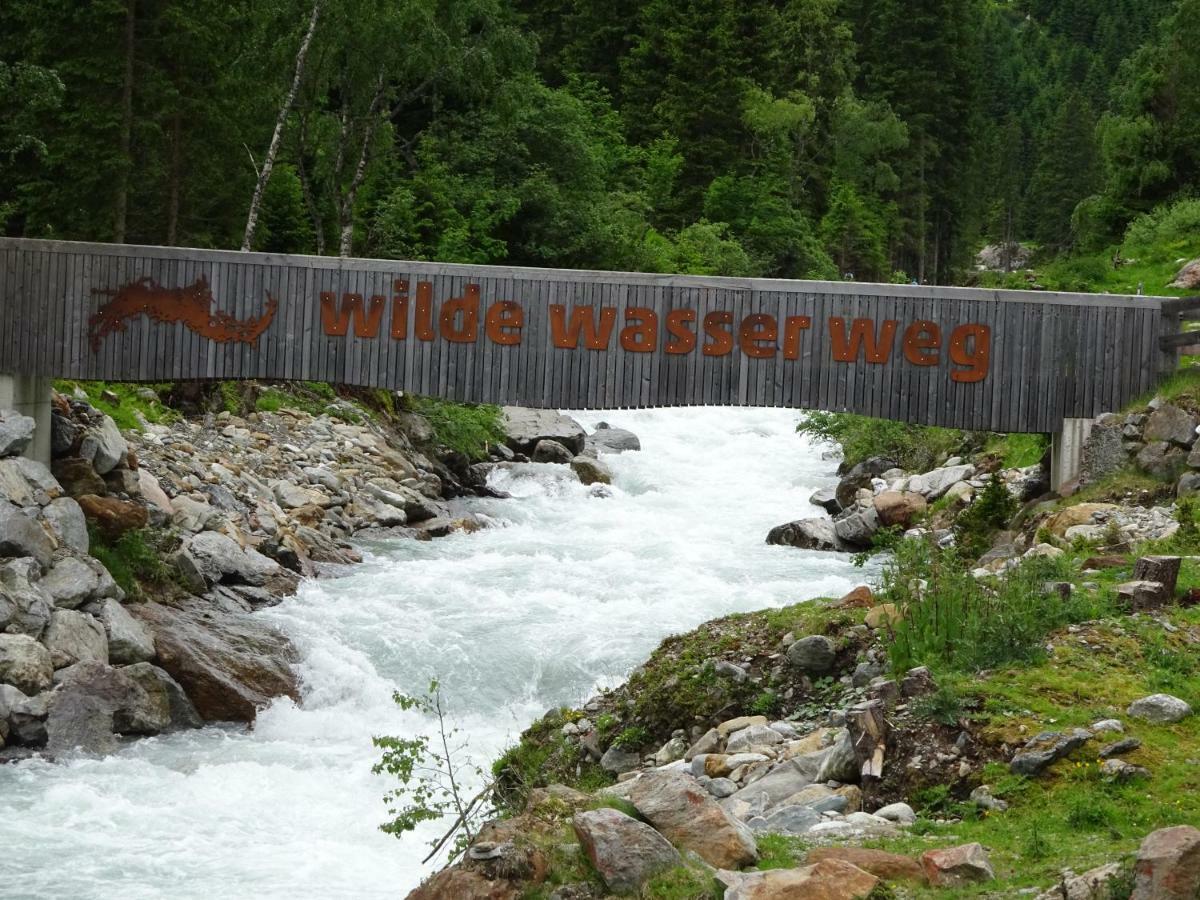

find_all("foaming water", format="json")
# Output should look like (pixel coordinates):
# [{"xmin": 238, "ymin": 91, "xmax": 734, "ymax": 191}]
[{"xmin": 0, "ymin": 408, "xmax": 867, "ymax": 898}]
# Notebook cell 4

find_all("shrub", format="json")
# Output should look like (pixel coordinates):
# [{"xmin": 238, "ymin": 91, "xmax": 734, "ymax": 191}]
[
  {"xmin": 953, "ymin": 476, "xmax": 1019, "ymax": 560},
  {"xmin": 884, "ymin": 539, "xmax": 1112, "ymax": 674},
  {"xmin": 796, "ymin": 411, "xmax": 969, "ymax": 472},
  {"xmin": 1124, "ymin": 198, "xmax": 1200, "ymax": 252},
  {"xmin": 409, "ymin": 396, "xmax": 505, "ymax": 460},
  {"xmin": 87, "ymin": 527, "xmax": 169, "ymax": 595}
]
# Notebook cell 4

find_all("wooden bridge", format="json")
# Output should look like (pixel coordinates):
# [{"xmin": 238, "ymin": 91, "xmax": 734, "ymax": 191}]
[{"xmin": 0, "ymin": 238, "xmax": 1190, "ymax": 486}]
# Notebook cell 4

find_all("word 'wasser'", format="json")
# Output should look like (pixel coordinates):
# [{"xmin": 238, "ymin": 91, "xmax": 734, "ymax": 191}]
[{"xmin": 320, "ymin": 281, "xmax": 991, "ymax": 383}]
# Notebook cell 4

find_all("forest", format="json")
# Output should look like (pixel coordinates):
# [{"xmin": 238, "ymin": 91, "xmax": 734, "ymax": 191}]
[{"xmin": 1, "ymin": 0, "xmax": 1197, "ymax": 287}]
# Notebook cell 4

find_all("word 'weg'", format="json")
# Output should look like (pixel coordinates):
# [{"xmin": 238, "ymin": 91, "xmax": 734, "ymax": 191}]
[{"xmin": 321, "ymin": 282, "xmax": 991, "ymax": 382}]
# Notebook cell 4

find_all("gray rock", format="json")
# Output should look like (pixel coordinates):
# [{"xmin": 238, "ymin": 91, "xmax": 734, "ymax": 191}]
[
  {"xmin": 78, "ymin": 415, "xmax": 128, "ymax": 475},
  {"xmin": 183, "ymin": 531, "xmax": 282, "ymax": 587},
  {"xmin": 600, "ymin": 743, "xmax": 642, "ymax": 775},
  {"xmin": 1081, "ymin": 420, "xmax": 1127, "ymax": 485},
  {"xmin": 725, "ymin": 724, "xmax": 784, "ymax": 754},
  {"xmin": 0, "ymin": 502, "xmax": 55, "ymax": 568},
  {"xmin": 908, "ymin": 464, "xmax": 976, "ymax": 500},
  {"xmin": 46, "ymin": 690, "xmax": 117, "ymax": 755},
  {"xmin": 786, "ymin": 635, "xmax": 836, "ymax": 674},
  {"xmin": 532, "ymin": 439, "xmax": 575, "ymax": 464},
  {"xmin": 571, "ymin": 808, "xmax": 681, "ymax": 894},
  {"xmin": 570, "ymin": 455, "xmax": 612, "ymax": 485},
  {"xmin": 0, "ymin": 557, "xmax": 52, "ymax": 637},
  {"xmin": 171, "ymin": 495, "xmax": 217, "ymax": 532},
  {"xmin": 726, "ymin": 756, "xmax": 821, "ymax": 809},
  {"xmin": 1179, "ymin": 472, "xmax": 1200, "ymax": 497},
  {"xmin": 1010, "ymin": 728, "xmax": 1092, "ymax": 776},
  {"xmin": 752, "ymin": 804, "xmax": 822, "ymax": 835},
  {"xmin": 42, "ymin": 497, "xmax": 89, "ymax": 554},
  {"xmin": 0, "ymin": 411, "xmax": 36, "ymax": 458},
  {"xmin": 587, "ymin": 423, "xmax": 641, "ymax": 454},
  {"xmin": 1144, "ymin": 404, "xmax": 1199, "ymax": 447},
  {"xmin": 707, "ymin": 777, "xmax": 737, "ymax": 798},
  {"xmin": 41, "ymin": 557, "xmax": 102, "ymax": 609},
  {"xmin": 1138, "ymin": 441, "xmax": 1187, "ymax": 478},
  {"xmin": 10, "ymin": 690, "xmax": 50, "ymax": 745},
  {"xmin": 501, "ymin": 407, "xmax": 586, "ymax": 455},
  {"xmin": 808, "ymin": 488, "xmax": 841, "ymax": 514},
  {"xmin": 50, "ymin": 411, "xmax": 78, "ymax": 457},
  {"xmin": 121, "ymin": 662, "xmax": 202, "ymax": 730},
  {"xmin": 1100, "ymin": 758, "xmax": 1150, "ymax": 781},
  {"xmin": 765, "ymin": 518, "xmax": 846, "ymax": 552},
  {"xmin": 815, "ymin": 729, "xmax": 859, "ymax": 783},
  {"xmin": 1128, "ymin": 693, "xmax": 1192, "ymax": 724},
  {"xmin": 43, "ymin": 609, "xmax": 109, "ymax": 668},
  {"xmin": 969, "ymin": 785, "xmax": 1008, "ymax": 812},
  {"xmin": 0, "ymin": 634, "xmax": 54, "ymax": 694},
  {"xmin": 833, "ymin": 505, "xmax": 879, "ymax": 549},
  {"xmin": 1099, "ymin": 737, "xmax": 1141, "ymax": 758},
  {"xmin": 363, "ymin": 480, "xmax": 440, "ymax": 522},
  {"xmin": 874, "ymin": 802, "xmax": 916, "ymax": 824},
  {"xmin": 685, "ymin": 727, "xmax": 720, "ymax": 760},
  {"xmin": 94, "ymin": 598, "xmax": 155, "ymax": 664},
  {"xmin": 630, "ymin": 770, "xmax": 758, "ymax": 869}
]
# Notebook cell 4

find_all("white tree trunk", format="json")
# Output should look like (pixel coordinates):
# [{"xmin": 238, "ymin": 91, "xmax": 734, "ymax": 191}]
[{"xmin": 241, "ymin": 0, "xmax": 321, "ymax": 252}]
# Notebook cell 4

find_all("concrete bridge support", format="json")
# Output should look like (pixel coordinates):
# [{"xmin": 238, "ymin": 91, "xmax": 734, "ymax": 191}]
[
  {"xmin": 1050, "ymin": 417, "xmax": 1093, "ymax": 493},
  {"xmin": 0, "ymin": 374, "xmax": 53, "ymax": 466}
]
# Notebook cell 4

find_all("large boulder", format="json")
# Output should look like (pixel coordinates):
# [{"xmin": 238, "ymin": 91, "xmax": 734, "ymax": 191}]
[
  {"xmin": 76, "ymin": 494, "xmax": 148, "ymax": 538},
  {"xmin": 873, "ymin": 491, "xmax": 927, "ymax": 528},
  {"xmin": 833, "ymin": 506, "xmax": 879, "ymax": 548},
  {"xmin": 40, "ymin": 557, "xmax": 102, "ymax": 609},
  {"xmin": 500, "ymin": 407, "xmax": 585, "ymax": 455},
  {"xmin": 121, "ymin": 662, "xmax": 202, "ymax": 730},
  {"xmin": 766, "ymin": 518, "xmax": 846, "ymax": 552},
  {"xmin": 572, "ymin": 808, "xmax": 681, "ymax": 893},
  {"xmin": 908, "ymin": 464, "xmax": 976, "ymax": 500},
  {"xmin": 570, "ymin": 455, "xmax": 612, "ymax": 485},
  {"xmin": 180, "ymin": 531, "xmax": 282, "ymax": 588},
  {"xmin": 1081, "ymin": 419, "xmax": 1128, "ymax": 485},
  {"xmin": 1138, "ymin": 442, "xmax": 1188, "ymax": 479},
  {"xmin": 77, "ymin": 416, "xmax": 128, "ymax": 475},
  {"xmin": 43, "ymin": 609, "xmax": 109, "ymax": 668},
  {"xmin": 130, "ymin": 597, "xmax": 299, "ymax": 722},
  {"xmin": 1044, "ymin": 504, "xmax": 1119, "ymax": 539},
  {"xmin": 630, "ymin": 770, "xmax": 758, "ymax": 869},
  {"xmin": 93, "ymin": 598, "xmax": 155, "ymax": 664},
  {"xmin": 42, "ymin": 497, "xmax": 89, "ymax": 554},
  {"xmin": 363, "ymin": 480, "xmax": 440, "ymax": 523},
  {"xmin": 1145, "ymin": 405, "xmax": 1200, "ymax": 447},
  {"xmin": 921, "ymin": 843, "xmax": 995, "ymax": 887},
  {"xmin": 806, "ymin": 848, "xmax": 926, "ymax": 884},
  {"xmin": 1128, "ymin": 694, "xmax": 1192, "ymax": 724},
  {"xmin": 51, "ymin": 457, "xmax": 108, "ymax": 497},
  {"xmin": 787, "ymin": 635, "xmax": 836, "ymax": 674},
  {"xmin": 0, "ymin": 633, "xmax": 53, "ymax": 694},
  {"xmin": 1171, "ymin": 258, "xmax": 1200, "ymax": 290},
  {"xmin": 0, "ymin": 502, "xmax": 55, "ymax": 568},
  {"xmin": 0, "ymin": 557, "xmax": 53, "ymax": 636},
  {"xmin": 1010, "ymin": 729, "xmax": 1093, "ymax": 777},
  {"xmin": 1133, "ymin": 825, "xmax": 1200, "ymax": 899},
  {"xmin": 587, "ymin": 423, "xmax": 641, "ymax": 454},
  {"xmin": 531, "ymin": 439, "xmax": 574, "ymax": 464},
  {"xmin": 717, "ymin": 858, "xmax": 879, "ymax": 899},
  {"xmin": 0, "ymin": 411, "xmax": 36, "ymax": 458}
]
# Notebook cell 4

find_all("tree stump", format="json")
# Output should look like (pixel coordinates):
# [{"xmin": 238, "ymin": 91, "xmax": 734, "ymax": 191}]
[
  {"xmin": 847, "ymin": 699, "xmax": 888, "ymax": 782},
  {"xmin": 1132, "ymin": 556, "xmax": 1181, "ymax": 601}
]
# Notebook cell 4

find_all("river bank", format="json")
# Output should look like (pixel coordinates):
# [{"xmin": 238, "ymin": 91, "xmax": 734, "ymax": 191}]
[{"xmin": 0, "ymin": 396, "xmax": 863, "ymax": 897}]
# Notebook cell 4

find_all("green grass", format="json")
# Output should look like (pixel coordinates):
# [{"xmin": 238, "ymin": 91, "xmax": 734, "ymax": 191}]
[
  {"xmin": 87, "ymin": 526, "xmax": 170, "ymax": 596},
  {"xmin": 796, "ymin": 410, "xmax": 969, "ymax": 472},
  {"xmin": 55, "ymin": 380, "xmax": 179, "ymax": 431},
  {"xmin": 407, "ymin": 396, "xmax": 505, "ymax": 460},
  {"xmin": 984, "ymin": 432, "xmax": 1049, "ymax": 468}
]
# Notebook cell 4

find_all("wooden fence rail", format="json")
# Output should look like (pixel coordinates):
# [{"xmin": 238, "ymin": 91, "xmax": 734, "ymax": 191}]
[{"xmin": 0, "ymin": 238, "xmax": 1180, "ymax": 433}]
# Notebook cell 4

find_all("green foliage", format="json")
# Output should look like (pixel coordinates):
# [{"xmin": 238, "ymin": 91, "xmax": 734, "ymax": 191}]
[
  {"xmin": 796, "ymin": 410, "xmax": 966, "ymax": 473},
  {"xmin": 56, "ymin": 381, "xmax": 178, "ymax": 432},
  {"xmin": 640, "ymin": 864, "xmax": 722, "ymax": 900},
  {"xmin": 986, "ymin": 433, "xmax": 1049, "ymax": 469},
  {"xmin": 911, "ymin": 682, "xmax": 967, "ymax": 726},
  {"xmin": 1021, "ymin": 818, "xmax": 1051, "ymax": 861},
  {"xmin": 753, "ymin": 833, "xmax": 802, "ymax": 870},
  {"xmin": 219, "ymin": 382, "xmax": 242, "ymax": 416},
  {"xmin": 883, "ymin": 538, "xmax": 1113, "ymax": 674},
  {"xmin": 373, "ymin": 680, "xmax": 492, "ymax": 860},
  {"xmin": 408, "ymin": 397, "xmax": 505, "ymax": 460},
  {"xmin": 953, "ymin": 476, "xmax": 1019, "ymax": 560},
  {"xmin": 611, "ymin": 725, "xmax": 649, "ymax": 750},
  {"xmin": 87, "ymin": 527, "xmax": 169, "ymax": 596}
]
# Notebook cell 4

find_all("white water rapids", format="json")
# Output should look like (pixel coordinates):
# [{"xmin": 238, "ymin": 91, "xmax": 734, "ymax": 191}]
[{"xmin": 0, "ymin": 407, "xmax": 868, "ymax": 899}]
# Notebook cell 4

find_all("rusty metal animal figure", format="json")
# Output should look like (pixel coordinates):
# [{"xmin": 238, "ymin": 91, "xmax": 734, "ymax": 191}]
[{"xmin": 89, "ymin": 275, "xmax": 278, "ymax": 352}]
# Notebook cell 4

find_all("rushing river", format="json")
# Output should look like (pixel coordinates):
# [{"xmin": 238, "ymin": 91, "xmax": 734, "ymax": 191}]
[{"xmin": 0, "ymin": 407, "xmax": 868, "ymax": 899}]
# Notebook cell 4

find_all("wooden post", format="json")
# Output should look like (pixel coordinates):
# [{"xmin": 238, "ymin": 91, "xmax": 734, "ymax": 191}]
[
  {"xmin": 0, "ymin": 374, "xmax": 52, "ymax": 465},
  {"xmin": 1050, "ymin": 418, "xmax": 1093, "ymax": 493}
]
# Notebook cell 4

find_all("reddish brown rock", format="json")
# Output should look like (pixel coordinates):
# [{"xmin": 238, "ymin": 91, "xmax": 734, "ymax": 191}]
[
  {"xmin": 406, "ymin": 868, "xmax": 519, "ymax": 900},
  {"xmin": 921, "ymin": 843, "xmax": 995, "ymax": 887},
  {"xmin": 1133, "ymin": 825, "xmax": 1200, "ymax": 899},
  {"xmin": 835, "ymin": 586, "xmax": 875, "ymax": 608},
  {"xmin": 718, "ymin": 858, "xmax": 878, "ymax": 899},
  {"xmin": 630, "ymin": 770, "xmax": 758, "ymax": 869},
  {"xmin": 76, "ymin": 494, "xmax": 147, "ymax": 538},
  {"xmin": 806, "ymin": 847, "xmax": 927, "ymax": 883},
  {"xmin": 873, "ymin": 490, "xmax": 928, "ymax": 528},
  {"xmin": 572, "ymin": 808, "xmax": 681, "ymax": 893},
  {"xmin": 129, "ymin": 597, "xmax": 298, "ymax": 722}
]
